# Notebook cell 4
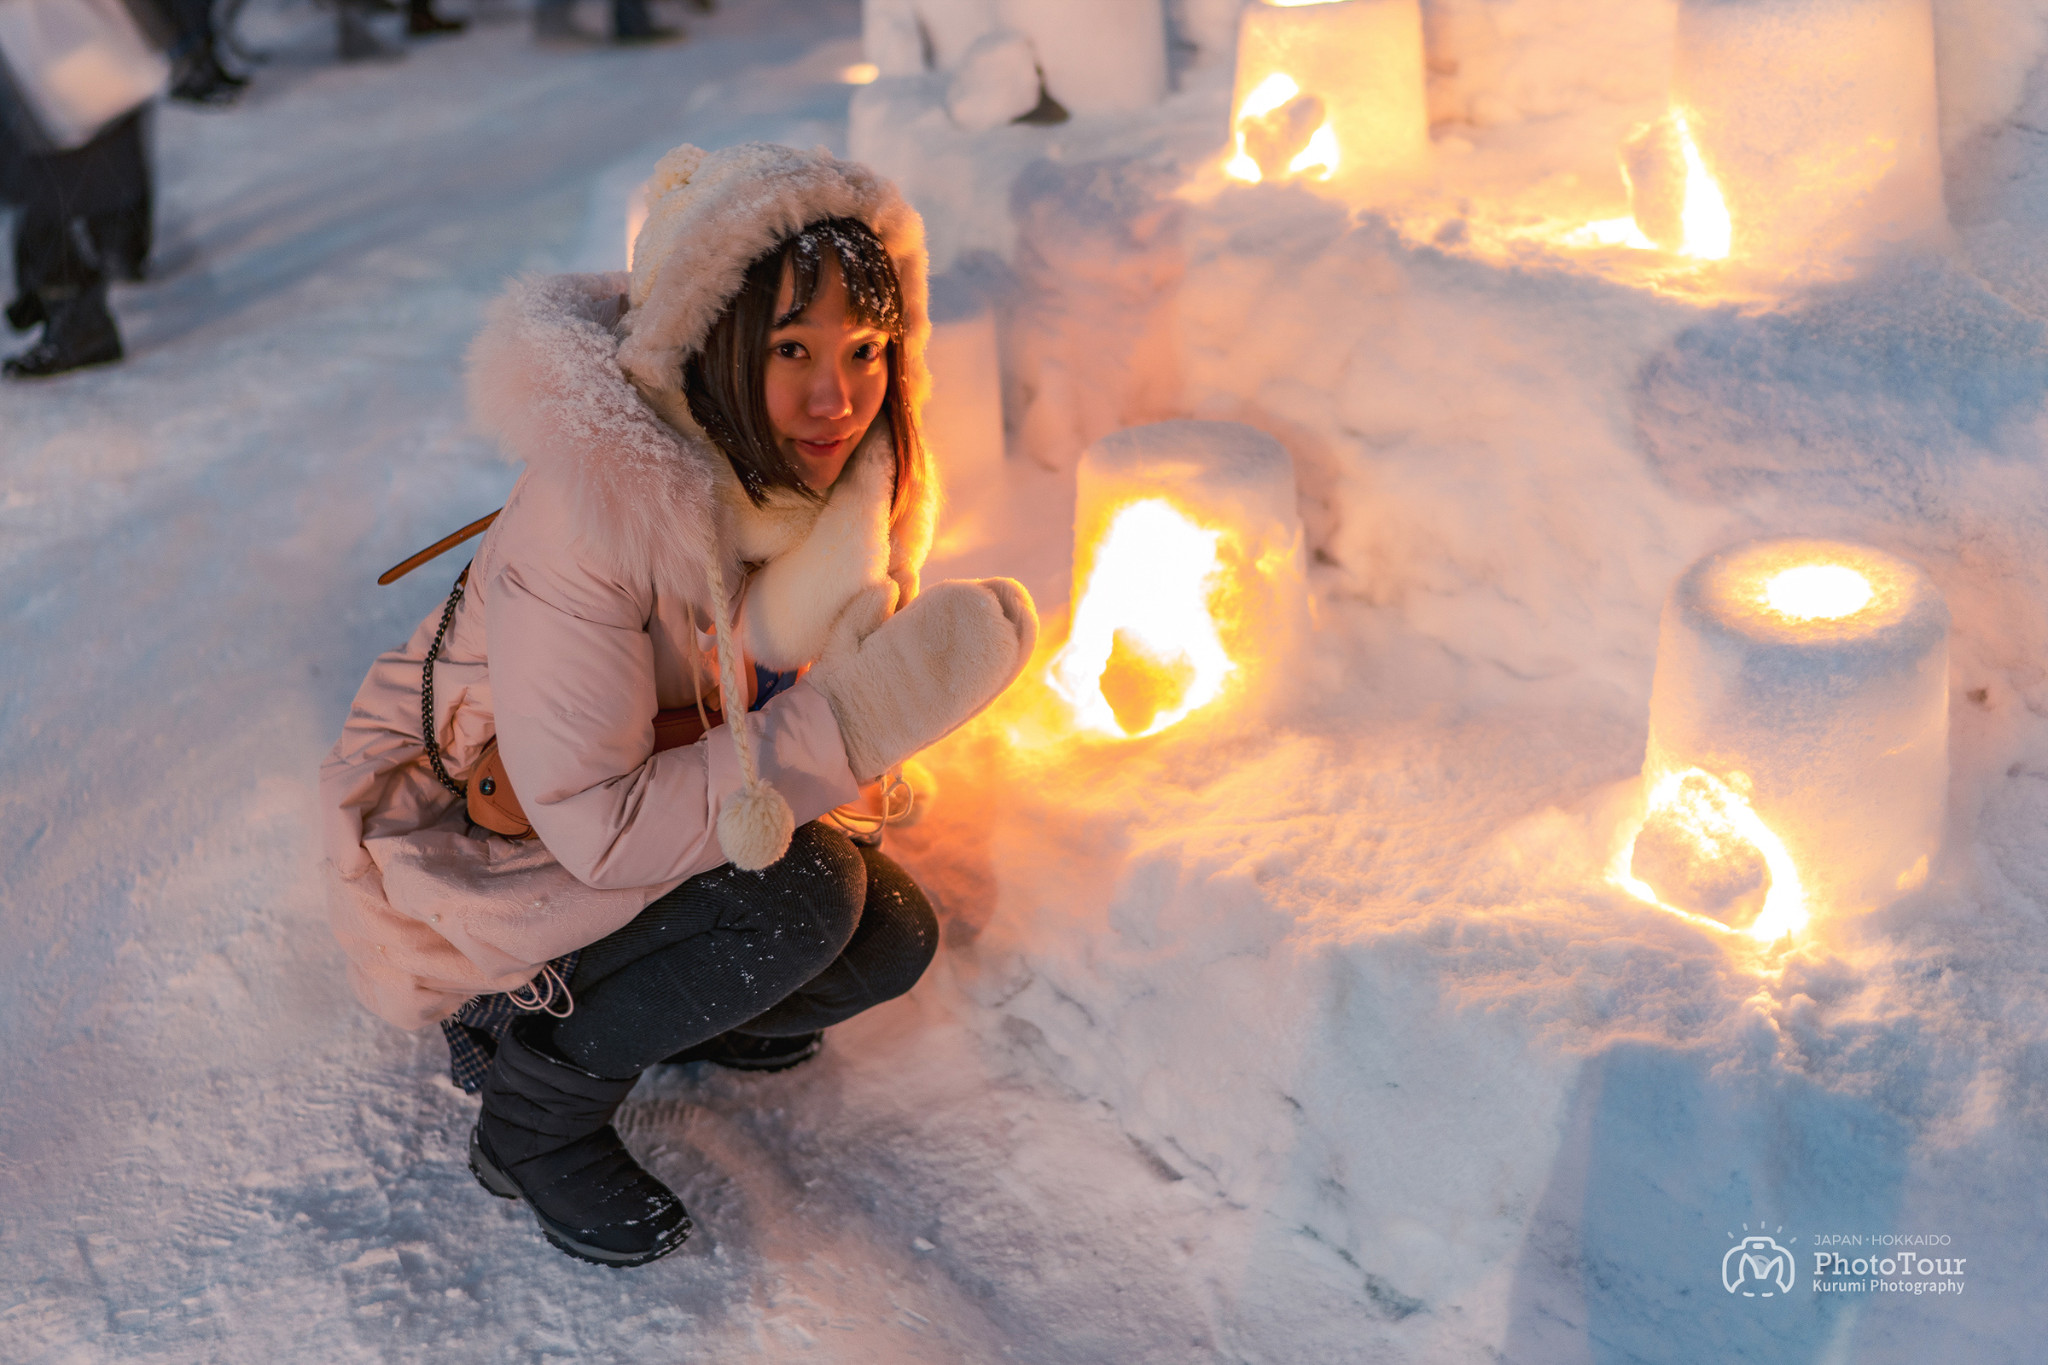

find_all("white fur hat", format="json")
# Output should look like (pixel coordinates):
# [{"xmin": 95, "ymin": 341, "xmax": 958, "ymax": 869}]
[
  {"xmin": 618, "ymin": 141, "xmax": 932, "ymax": 406},
  {"xmin": 616, "ymin": 142, "xmax": 932, "ymax": 871}
]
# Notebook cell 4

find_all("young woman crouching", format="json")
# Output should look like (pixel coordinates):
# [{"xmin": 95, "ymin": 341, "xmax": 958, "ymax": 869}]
[{"xmin": 321, "ymin": 143, "xmax": 1035, "ymax": 1267}]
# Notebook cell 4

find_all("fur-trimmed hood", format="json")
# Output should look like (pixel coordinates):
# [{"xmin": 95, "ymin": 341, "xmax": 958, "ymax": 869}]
[
  {"xmin": 463, "ymin": 144, "xmax": 938, "ymax": 617},
  {"xmin": 618, "ymin": 141, "xmax": 932, "ymax": 410}
]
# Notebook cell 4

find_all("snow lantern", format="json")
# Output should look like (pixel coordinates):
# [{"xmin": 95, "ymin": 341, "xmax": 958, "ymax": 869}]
[
  {"xmin": 1618, "ymin": 538, "xmax": 1949, "ymax": 940},
  {"xmin": 1049, "ymin": 421, "xmax": 1305, "ymax": 739},
  {"xmin": 1226, "ymin": 0, "xmax": 1429, "ymax": 192},
  {"xmin": 1620, "ymin": 0, "xmax": 1944, "ymax": 272}
]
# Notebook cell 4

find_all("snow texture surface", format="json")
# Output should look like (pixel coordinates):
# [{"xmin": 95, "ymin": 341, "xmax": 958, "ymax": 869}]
[{"xmin": 7, "ymin": 0, "xmax": 2048, "ymax": 1360}]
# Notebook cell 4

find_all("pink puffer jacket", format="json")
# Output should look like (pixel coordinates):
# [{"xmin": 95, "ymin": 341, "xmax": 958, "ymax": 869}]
[{"xmin": 320, "ymin": 145, "xmax": 936, "ymax": 1030}]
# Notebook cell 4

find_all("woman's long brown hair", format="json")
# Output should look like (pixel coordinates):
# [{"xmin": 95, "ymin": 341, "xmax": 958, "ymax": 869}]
[{"xmin": 684, "ymin": 217, "xmax": 919, "ymax": 524}]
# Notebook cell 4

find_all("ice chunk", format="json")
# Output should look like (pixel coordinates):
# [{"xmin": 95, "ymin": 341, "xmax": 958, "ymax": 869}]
[
  {"xmin": 1629, "ymin": 772, "xmax": 1771, "ymax": 929},
  {"xmin": 946, "ymin": 28, "xmax": 1044, "ymax": 132}
]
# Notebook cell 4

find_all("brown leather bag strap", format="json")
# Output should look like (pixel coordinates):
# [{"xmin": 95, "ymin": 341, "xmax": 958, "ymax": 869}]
[{"xmin": 379, "ymin": 510, "xmax": 501, "ymax": 586}]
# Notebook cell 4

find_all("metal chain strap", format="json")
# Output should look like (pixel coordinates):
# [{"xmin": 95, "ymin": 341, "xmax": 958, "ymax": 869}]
[{"xmin": 421, "ymin": 570, "xmax": 468, "ymax": 799}]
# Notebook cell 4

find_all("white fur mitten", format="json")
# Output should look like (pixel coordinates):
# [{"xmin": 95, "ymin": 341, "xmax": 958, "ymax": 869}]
[{"xmin": 808, "ymin": 578, "xmax": 1038, "ymax": 783}]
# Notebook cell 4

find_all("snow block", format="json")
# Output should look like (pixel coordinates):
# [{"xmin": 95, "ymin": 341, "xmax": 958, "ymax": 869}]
[
  {"xmin": 1171, "ymin": 0, "xmax": 1245, "ymax": 68},
  {"xmin": 996, "ymin": 0, "xmax": 1168, "ymax": 116},
  {"xmin": 849, "ymin": 74, "xmax": 1053, "ymax": 272},
  {"xmin": 917, "ymin": 0, "xmax": 1001, "ymax": 69},
  {"xmin": 863, "ymin": 0, "xmax": 926, "ymax": 75},
  {"xmin": 923, "ymin": 272, "xmax": 1008, "ymax": 551},
  {"xmin": 1674, "ymin": 0, "xmax": 1947, "ymax": 273},
  {"xmin": 946, "ymin": 28, "xmax": 1043, "ymax": 132},
  {"xmin": 1075, "ymin": 420, "xmax": 1302, "ymax": 570},
  {"xmin": 863, "ymin": 0, "xmax": 999, "ymax": 74},
  {"xmin": 1643, "ymin": 537, "xmax": 1949, "ymax": 920}
]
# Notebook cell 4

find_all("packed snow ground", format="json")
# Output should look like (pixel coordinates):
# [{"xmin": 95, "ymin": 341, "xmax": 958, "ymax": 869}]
[{"xmin": 8, "ymin": 0, "xmax": 2048, "ymax": 1361}]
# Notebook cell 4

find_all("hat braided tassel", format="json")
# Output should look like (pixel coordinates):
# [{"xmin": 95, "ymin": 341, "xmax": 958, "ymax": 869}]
[{"xmin": 706, "ymin": 553, "xmax": 795, "ymax": 870}]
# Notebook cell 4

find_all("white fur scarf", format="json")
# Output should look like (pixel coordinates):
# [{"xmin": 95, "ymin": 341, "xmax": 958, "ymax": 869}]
[{"xmin": 729, "ymin": 423, "xmax": 896, "ymax": 671}]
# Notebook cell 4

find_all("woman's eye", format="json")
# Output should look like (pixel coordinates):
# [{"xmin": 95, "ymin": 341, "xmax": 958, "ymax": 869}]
[
  {"xmin": 853, "ymin": 341, "xmax": 882, "ymax": 362},
  {"xmin": 773, "ymin": 341, "xmax": 806, "ymax": 360}
]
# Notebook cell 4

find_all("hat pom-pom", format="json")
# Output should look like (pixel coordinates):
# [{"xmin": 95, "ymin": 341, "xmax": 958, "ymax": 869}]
[
  {"xmin": 718, "ymin": 780, "xmax": 795, "ymax": 871},
  {"xmin": 646, "ymin": 144, "xmax": 706, "ymax": 199}
]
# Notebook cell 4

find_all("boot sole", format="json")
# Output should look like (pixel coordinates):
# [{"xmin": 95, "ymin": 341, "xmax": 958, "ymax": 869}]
[
  {"xmin": 661, "ymin": 1033, "xmax": 824, "ymax": 1073},
  {"xmin": 3, "ymin": 345, "xmax": 123, "ymax": 379},
  {"xmin": 468, "ymin": 1128, "xmax": 692, "ymax": 1268}
]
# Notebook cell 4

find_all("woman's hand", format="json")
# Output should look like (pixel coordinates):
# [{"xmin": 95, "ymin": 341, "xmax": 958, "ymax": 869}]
[{"xmin": 807, "ymin": 578, "xmax": 1037, "ymax": 783}]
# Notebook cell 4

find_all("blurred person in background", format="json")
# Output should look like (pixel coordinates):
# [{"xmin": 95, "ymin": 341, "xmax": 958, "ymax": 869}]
[
  {"xmin": 0, "ymin": 48, "xmax": 155, "ymax": 379},
  {"xmin": 536, "ymin": 0, "xmax": 709, "ymax": 47},
  {"xmin": 337, "ymin": 0, "xmax": 465, "ymax": 63},
  {"xmin": 158, "ymin": 0, "xmax": 248, "ymax": 104}
]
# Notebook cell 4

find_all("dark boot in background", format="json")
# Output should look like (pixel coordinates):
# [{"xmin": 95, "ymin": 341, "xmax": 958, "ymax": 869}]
[
  {"xmin": 610, "ymin": 0, "xmax": 679, "ymax": 44},
  {"xmin": 533, "ymin": 0, "xmax": 600, "ymax": 43},
  {"xmin": 406, "ymin": 0, "xmax": 466, "ymax": 36},
  {"xmin": 469, "ymin": 1017, "xmax": 692, "ymax": 1267},
  {"xmin": 6, "ymin": 292, "xmax": 45, "ymax": 333},
  {"xmin": 4, "ymin": 283, "xmax": 124, "ymax": 379},
  {"xmin": 338, "ymin": 0, "xmax": 404, "ymax": 60}
]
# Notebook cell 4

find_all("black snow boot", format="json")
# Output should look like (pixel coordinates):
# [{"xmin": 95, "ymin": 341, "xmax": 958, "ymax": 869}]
[
  {"xmin": 3, "ymin": 285, "xmax": 122, "ymax": 379},
  {"xmin": 662, "ymin": 1029, "xmax": 823, "ymax": 1073},
  {"xmin": 610, "ymin": 0, "xmax": 680, "ymax": 43},
  {"xmin": 5, "ymin": 291, "xmax": 44, "ymax": 333},
  {"xmin": 470, "ymin": 1017, "xmax": 692, "ymax": 1267}
]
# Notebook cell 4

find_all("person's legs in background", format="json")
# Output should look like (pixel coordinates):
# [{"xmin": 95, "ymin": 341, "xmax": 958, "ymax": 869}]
[
  {"xmin": 5, "ymin": 111, "xmax": 149, "ymax": 380},
  {"xmin": 159, "ymin": 0, "xmax": 249, "ymax": 106},
  {"xmin": 608, "ymin": 0, "xmax": 678, "ymax": 44}
]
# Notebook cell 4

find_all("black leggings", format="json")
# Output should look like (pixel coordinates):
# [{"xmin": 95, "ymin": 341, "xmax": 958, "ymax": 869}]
[{"xmin": 546, "ymin": 822, "xmax": 938, "ymax": 1078}]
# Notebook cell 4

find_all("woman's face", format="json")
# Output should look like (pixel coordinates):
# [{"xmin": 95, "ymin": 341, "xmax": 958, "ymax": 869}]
[{"xmin": 765, "ymin": 254, "xmax": 890, "ymax": 491}]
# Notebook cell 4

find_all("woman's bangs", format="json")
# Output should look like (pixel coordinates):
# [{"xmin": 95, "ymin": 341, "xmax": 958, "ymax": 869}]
[{"xmin": 782, "ymin": 219, "xmax": 903, "ymax": 336}]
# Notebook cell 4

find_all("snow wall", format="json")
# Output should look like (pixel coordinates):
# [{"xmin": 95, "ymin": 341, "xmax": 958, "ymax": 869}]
[{"xmin": 860, "ymin": 0, "xmax": 2048, "ymax": 1356}]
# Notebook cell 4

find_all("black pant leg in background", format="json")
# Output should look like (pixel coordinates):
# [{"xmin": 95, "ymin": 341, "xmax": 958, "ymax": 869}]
[{"xmin": 11, "ymin": 110, "xmax": 152, "ymax": 301}]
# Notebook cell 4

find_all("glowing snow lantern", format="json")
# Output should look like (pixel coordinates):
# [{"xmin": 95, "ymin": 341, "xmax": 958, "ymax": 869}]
[
  {"xmin": 1621, "ymin": 538, "xmax": 1949, "ymax": 938},
  {"xmin": 1050, "ymin": 421, "xmax": 1305, "ymax": 739},
  {"xmin": 1625, "ymin": 0, "xmax": 1945, "ymax": 274},
  {"xmin": 1226, "ymin": 0, "xmax": 1428, "ymax": 192}
]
